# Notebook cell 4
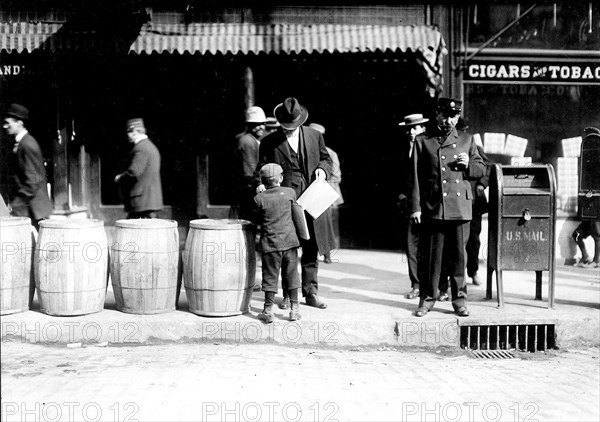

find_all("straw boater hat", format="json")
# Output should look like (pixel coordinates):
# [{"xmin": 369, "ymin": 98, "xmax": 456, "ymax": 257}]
[
  {"xmin": 398, "ymin": 114, "xmax": 429, "ymax": 127},
  {"xmin": 274, "ymin": 97, "xmax": 308, "ymax": 130},
  {"xmin": 245, "ymin": 106, "xmax": 267, "ymax": 124}
]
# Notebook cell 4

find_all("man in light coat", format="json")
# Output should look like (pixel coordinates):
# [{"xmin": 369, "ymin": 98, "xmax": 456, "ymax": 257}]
[
  {"xmin": 255, "ymin": 98, "xmax": 336, "ymax": 309},
  {"xmin": 411, "ymin": 98, "xmax": 485, "ymax": 317}
]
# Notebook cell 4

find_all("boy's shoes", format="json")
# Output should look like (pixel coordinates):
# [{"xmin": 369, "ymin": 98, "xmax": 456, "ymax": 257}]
[
  {"xmin": 415, "ymin": 306, "xmax": 429, "ymax": 317},
  {"xmin": 455, "ymin": 306, "xmax": 470, "ymax": 317},
  {"xmin": 278, "ymin": 297, "xmax": 290, "ymax": 310},
  {"xmin": 258, "ymin": 310, "xmax": 274, "ymax": 324},
  {"xmin": 438, "ymin": 291, "xmax": 449, "ymax": 302},
  {"xmin": 306, "ymin": 293, "xmax": 327, "ymax": 309},
  {"xmin": 289, "ymin": 302, "xmax": 301, "ymax": 321},
  {"xmin": 258, "ymin": 305, "xmax": 274, "ymax": 324},
  {"xmin": 405, "ymin": 288, "xmax": 419, "ymax": 299}
]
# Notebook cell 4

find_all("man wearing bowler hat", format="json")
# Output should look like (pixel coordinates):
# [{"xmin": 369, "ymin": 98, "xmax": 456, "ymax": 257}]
[
  {"xmin": 410, "ymin": 98, "xmax": 485, "ymax": 317},
  {"xmin": 3, "ymin": 103, "xmax": 53, "ymax": 229},
  {"xmin": 114, "ymin": 118, "xmax": 163, "ymax": 219},
  {"xmin": 397, "ymin": 113, "xmax": 429, "ymax": 300},
  {"xmin": 254, "ymin": 97, "xmax": 336, "ymax": 309}
]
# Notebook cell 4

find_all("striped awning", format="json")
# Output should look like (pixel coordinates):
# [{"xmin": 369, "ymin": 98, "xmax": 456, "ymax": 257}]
[{"xmin": 0, "ymin": 22, "xmax": 444, "ymax": 55}]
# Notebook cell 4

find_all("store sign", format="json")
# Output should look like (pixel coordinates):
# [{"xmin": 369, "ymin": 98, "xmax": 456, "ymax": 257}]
[
  {"xmin": 465, "ymin": 61, "xmax": 600, "ymax": 84},
  {"xmin": 0, "ymin": 65, "xmax": 24, "ymax": 76}
]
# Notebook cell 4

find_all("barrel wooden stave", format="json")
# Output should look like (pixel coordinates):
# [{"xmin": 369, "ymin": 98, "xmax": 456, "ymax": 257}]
[
  {"xmin": 0, "ymin": 217, "xmax": 33, "ymax": 315},
  {"xmin": 110, "ymin": 219, "xmax": 180, "ymax": 314},
  {"xmin": 35, "ymin": 219, "xmax": 108, "ymax": 316},
  {"xmin": 183, "ymin": 219, "xmax": 255, "ymax": 316}
]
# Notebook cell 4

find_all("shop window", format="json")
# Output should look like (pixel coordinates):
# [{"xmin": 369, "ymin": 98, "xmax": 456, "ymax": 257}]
[{"xmin": 467, "ymin": 2, "xmax": 599, "ymax": 50}]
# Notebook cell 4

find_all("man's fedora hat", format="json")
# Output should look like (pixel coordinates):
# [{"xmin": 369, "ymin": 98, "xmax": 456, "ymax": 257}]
[
  {"xmin": 437, "ymin": 97, "xmax": 462, "ymax": 114},
  {"xmin": 5, "ymin": 103, "xmax": 29, "ymax": 120},
  {"xmin": 398, "ymin": 114, "xmax": 429, "ymax": 127},
  {"xmin": 245, "ymin": 106, "xmax": 267, "ymax": 124},
  {"xmin": 274, "ymin": 97, "xmax": 308, "ymax": 130},
  {"xmin": 126, "ymin": 118, "xmax": 145, "ymax": 132}
]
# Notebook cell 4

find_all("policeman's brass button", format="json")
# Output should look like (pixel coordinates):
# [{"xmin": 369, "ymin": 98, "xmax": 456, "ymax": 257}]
[
  {"xmin": 456, "ymin": 192, "xmax": 461, "ymax": 196},
  {"xmin": 455, "ymin": 179, "xmax": 460, "ymax": 183},
  {"xmin": 452, "ymin": 144, "xmax": 457, "ymax": 148},
  {"xmin": 443, "ymin": 180, "xmax": 447, "ymax": 184},
  {"xmin": 443, "ymin": 193, "xmax": 448, "ymax": 197},
  {"xmin": 453, "ymin": 155, "xmax": 458, "ymax": 159},
  {"xmin": 442, "ymin": 167, "xmax": 446, "ymax": 171},
  {"xmin": 441, "ymin": 155, "xmax": 446, "ymax": 160}
]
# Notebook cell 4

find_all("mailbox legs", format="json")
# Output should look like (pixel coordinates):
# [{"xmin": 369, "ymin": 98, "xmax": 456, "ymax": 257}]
[
  {"xmin": 535, "ymin": 271, "xmax": 543, "ymax": 300},
  {"xmin": 486, "ymin": 268, "xmax": 505, "ymax": 308}
]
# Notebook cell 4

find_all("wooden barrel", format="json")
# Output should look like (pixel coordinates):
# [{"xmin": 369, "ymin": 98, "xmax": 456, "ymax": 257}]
[
  {"xmin": 110, "ymin": 219, "xmax": 180, "ymax": 314},
  {"xmin": 35, "ymin": 219, "xmax": 108, "ymax": 316},
  {"xmin": 1, "ymin": 217, "xmax": 33, "ymax": 315},
  {"xmin": 183, "ymin": 219, "xmax": 256, "ymax": 316}
]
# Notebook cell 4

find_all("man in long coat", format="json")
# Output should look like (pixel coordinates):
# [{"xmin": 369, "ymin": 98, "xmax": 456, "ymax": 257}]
[
  {"xmin": 115, "ymin": 118, "xmax": 163, "ymax": 219},
  {"xmin": 411, "ymin": 98, "xmax": 485, "ymax": 317},
  {"xmin": 254, "ymin": 97, "xmax": 336, "ymax": 309},
  {"xmin": 3, "ymin": 103, "xmax": 53, "ymax": 229}
]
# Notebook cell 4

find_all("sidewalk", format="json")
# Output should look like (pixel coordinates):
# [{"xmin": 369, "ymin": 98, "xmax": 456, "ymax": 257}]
[{"xmin": 1, "ymin": 249, "xmax": 598, "ymax": 349}]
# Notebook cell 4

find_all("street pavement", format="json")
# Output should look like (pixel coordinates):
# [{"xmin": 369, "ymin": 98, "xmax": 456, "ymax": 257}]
[
  {"xmin": 1, "ymin": 249, "xmax": 598, "ymax": 349},
  {"xmin": 1, "ymin": 342, "xmax": 599, "ymax": 422}
]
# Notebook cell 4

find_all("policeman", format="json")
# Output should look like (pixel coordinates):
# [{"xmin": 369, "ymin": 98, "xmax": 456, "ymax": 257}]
[{"xmin": 410, "ymin": 98, "xmax": 485, "ymax": 317}]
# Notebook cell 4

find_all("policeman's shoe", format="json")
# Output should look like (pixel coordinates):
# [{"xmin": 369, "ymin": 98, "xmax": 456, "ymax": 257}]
[
  {"xmin": 471, "ymin": 274, "xmax": 481, "ymax": 286},
  {"xmin": 415, "ymin": 306, "xmax": 429, "ymax": 317},
  {"xmin": 306, "ymin": 293, "xmax": 327, "ymax": 309},
  {"xmin": 405, "ymin": 288, "xmax": 420, "ymax": 299},
  {"xmin": 278, "ymin": 297, "xmax": 290, "ymax": 310},
  {"xmin": 438, "ymin": 291, "xmax": 449, "ymax": 302},
  {"xmin": 289, "ymin": 302, "xmax": 301, "ymax": 321},
  {"xmin": 258, "ymin": 305, "xmax": 274, "ymax": 324},
  {"xmin": 577, "ymin": 259, "xmax": 593, "ymax": 267},
  {"xmin": 455, "ymin": 306, "xmax": 470, "ymax": 317}
]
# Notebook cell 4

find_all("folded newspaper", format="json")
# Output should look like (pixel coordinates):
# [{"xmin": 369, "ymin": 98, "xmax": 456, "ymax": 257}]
[{"xmin": 297, "ymin": 180, "xmax": 340, "ymax": 219}]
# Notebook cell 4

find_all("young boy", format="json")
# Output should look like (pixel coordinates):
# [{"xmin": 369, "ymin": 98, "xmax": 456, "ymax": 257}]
[{"xmin": 254, "ymin": 163, "xmax": 302, "ymax": 322}]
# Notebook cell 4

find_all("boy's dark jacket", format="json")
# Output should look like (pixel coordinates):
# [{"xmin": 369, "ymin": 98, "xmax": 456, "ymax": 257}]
[{"xmin": 254, "ymin": 186, "xmax": 300, "ymax": 253}]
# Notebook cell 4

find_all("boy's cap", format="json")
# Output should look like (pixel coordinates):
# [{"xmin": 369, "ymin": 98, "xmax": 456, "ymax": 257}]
[{"xmin": 259, "ymin": 163, "xmax": 283, "ymax": 179}]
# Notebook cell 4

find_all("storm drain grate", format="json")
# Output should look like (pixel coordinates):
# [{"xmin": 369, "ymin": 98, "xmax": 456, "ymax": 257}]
[
  {"xmin": 460, "ymin": 324, "xmax": 556, "ymax": 352},
  {"xmin": 470, "ymin": 350, "xmax": 517, "ymax": 359}
]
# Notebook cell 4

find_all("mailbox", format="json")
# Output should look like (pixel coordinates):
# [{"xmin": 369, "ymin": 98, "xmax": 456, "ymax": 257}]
[
  {"xmin": 578, "ymin": 132, "xmax": 600, "ymax": 220},
  {"xmin": 486, "ymin": 164, "xmax": 557, "ymax": 308}
]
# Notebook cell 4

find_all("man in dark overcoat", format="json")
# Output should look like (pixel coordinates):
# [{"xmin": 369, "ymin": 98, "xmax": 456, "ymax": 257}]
[
  {"xmin": 254, "ymin": 97, "xmax": 336, "ymax": 309},
  {"xmin": 411, "ymin": 98, "xmax": 485, "ymax": 317},
  {"xmin": 3, "ymin": 103, "xmax": 53, "ymax": 229},
  {"xmin": 115, "ymin": 118, "xmax": 163, "ymax": 219}
]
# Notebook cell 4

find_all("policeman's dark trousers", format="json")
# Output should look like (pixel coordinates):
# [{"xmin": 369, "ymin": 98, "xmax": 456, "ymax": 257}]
[
  {"xmin": 466, "ymin": 213, "xmax": 483, "ymax": 277},
  {"xmin": 407, "ymin": 219, "xmax": 420, "ymax": 289},
  {"xmin": 419, "ymin": 220, "xmax": 470, "ymax": 310},
  {"xmin": 300, "ymin": 216, "xmax": 320, "ymax": 297}
]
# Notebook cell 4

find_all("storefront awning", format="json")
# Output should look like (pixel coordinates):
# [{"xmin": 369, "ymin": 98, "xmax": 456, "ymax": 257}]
[{"xmin": 1, "ymin": 22, "xmax": 444, "ymax": 55}]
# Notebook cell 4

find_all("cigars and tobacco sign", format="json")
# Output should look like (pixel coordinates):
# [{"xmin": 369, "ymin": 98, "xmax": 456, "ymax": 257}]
[{"xmin": 464, "ymin": 60, "xmax": 600, "ymax": 84}]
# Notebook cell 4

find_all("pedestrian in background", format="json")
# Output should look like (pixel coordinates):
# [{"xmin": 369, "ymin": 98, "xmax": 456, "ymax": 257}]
[
  {"xmin": 397, "ymin": 114, "xmax": 429, "ymax": 299},
  {"xmin": 264, "ymin": 117, "xmax": 280, "ymax": 136},
  {"xmin": 411, "ymin": 98, "xmax": 485, "ymax": 317},
  {"xmin": 3, "ymin": 103, "xmax": 53, "ymax": 229},
  {"xmin": 254, "ymin": 163, "xmax": 302, "ymax": 323},
  {"xmin": 114, "ymin": 118, "xmax": 163, "ymax": 219},
  {"xmin": 309, "ymin": 122, "xmax": 343, "ymax": 264},
  {"xmin": 233, "ymin": 106, "xmax": 267, "ymax": 221},
  {"xmin": 572, "ymin": 221, "xmax": 600, "ymax": 268},
  {"xmin": 255, "ymin": 97, "xmax": 336, "ymax": 309}
]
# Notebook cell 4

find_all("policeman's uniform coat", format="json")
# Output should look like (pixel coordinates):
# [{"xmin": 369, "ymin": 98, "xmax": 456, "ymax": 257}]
[{"xmin": 411, "ymin": 127, "xmax": 485, "ymax": 221}]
